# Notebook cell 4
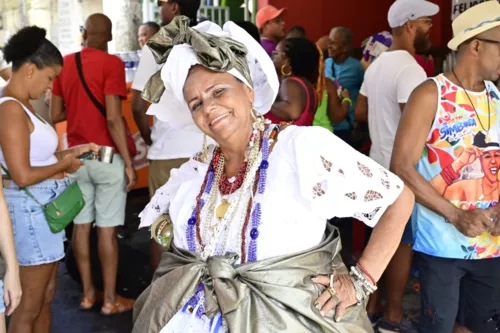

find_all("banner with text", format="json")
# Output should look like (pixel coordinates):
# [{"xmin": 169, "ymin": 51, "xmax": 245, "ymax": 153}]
[{"xmin": 452, "ymin": 0, "xmax": 492, "ymax": 20}]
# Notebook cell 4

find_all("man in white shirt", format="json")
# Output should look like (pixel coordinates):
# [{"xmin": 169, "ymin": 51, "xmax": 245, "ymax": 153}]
[
  {"xmin": 132, "ymin": 0, "xmax": 201, "ymax": 270},
  {"xmin": 354, "ymin": 0, "xmax": 438, "ymax": 332}
]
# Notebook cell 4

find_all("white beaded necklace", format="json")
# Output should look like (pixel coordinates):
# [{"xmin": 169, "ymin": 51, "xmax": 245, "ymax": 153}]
[{"xmin": 197, "ymin": 124, "xmax": 263, "ymax": 261}]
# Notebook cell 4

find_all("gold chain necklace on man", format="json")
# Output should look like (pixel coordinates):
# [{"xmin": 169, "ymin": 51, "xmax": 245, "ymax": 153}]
[{"xmin": 452, "ymin": 68, "xmax": 491, "ymax": 141}]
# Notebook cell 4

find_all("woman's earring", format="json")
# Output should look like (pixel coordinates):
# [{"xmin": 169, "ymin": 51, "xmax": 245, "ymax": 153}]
[
  {"xmin": 201, "ymin": 134, "xmax": 209, "ymax": 163},
  {"xmin": 281, "ymin": 64, "xmax": 292, "ymax": 77}
]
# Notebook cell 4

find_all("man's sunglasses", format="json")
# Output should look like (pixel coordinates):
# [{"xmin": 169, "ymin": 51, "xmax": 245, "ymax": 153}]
[{"xmin": 476, "ymin": 37, "xmax": 500, "ymax": 45}]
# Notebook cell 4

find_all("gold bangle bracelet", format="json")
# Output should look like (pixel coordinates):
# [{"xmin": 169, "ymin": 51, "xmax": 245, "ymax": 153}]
[{"xmin": 150, "ymin": 215, "xmax": 173, "ymax": 250}]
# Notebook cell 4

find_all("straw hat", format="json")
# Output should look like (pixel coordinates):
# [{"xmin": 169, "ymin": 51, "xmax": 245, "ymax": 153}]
[{"xmin": 448, "ymin": 1, "xmax": 500, "ymax": 51}]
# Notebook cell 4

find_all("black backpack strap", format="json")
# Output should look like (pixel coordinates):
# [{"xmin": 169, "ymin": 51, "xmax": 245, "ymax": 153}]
[{"xmin": 75, "ymin": 52, "xmax": 106, "ymax": 117}]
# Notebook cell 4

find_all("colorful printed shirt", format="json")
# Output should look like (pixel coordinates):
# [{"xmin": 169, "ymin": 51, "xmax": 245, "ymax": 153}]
[{"xmin": 414, "ymin": 74, "xmax": 500, "ymax": 259}]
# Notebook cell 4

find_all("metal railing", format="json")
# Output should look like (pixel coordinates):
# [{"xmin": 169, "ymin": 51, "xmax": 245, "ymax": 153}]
[{"xmin": 198, "ymin": 6, "xmax": 230, "ymax": 26}]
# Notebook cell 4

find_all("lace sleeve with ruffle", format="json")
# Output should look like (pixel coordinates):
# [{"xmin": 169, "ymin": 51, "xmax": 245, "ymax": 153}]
[
  {"xmin": 138, "ymin": 148, "xmax": 213, "ymax": 229},
  {"xmin": 284, "ymin": 126, "xmax": 404, "ymax": 227}
]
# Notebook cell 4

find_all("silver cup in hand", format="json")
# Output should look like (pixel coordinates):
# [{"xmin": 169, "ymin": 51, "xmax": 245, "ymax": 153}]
[{"xmin": 99, "ymin": 146, "xmax": 114, "ymax": 164}]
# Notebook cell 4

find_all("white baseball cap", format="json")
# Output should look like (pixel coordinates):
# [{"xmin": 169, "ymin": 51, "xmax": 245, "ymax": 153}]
[{"xmin": 388, "ymin": 0, "xmax": 440, "ymax": 28}]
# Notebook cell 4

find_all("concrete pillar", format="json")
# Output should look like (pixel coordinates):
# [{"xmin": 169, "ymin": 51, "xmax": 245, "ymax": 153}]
[
  {"xmin": 103, "ymin": 0, "xmax": 141, "ymax": 53},
  {"xmin": 26, "ymin": 0, "xmax": 56, "ymax": 38},
  {"xmin": 1, "ymin": 0, "xmax": 24, "ymax": 44}
]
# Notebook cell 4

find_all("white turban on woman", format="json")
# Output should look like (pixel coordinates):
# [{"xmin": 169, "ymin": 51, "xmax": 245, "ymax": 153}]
[{"xmin": 141, "ymin": 16, "xmax": 279, "ymax": 120}]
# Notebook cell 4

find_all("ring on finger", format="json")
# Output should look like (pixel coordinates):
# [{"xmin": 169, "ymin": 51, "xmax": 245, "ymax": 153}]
[{"xmin": 327, "ymin": 286, "xmax": 337, "ymax": 297}]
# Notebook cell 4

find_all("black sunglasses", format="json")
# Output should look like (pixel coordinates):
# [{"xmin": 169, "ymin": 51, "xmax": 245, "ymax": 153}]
[{"xmin": 476, "ymin": 37, "xmax": 500, "ymax": 45}]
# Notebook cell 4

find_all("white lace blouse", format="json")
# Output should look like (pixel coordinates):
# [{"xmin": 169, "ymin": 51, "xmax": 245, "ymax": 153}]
[{"xmin": 139, "ymin": 126, "xmax": 404, "ymax": 263}]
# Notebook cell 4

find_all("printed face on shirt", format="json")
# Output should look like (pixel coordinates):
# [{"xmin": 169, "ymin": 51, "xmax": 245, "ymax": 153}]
[
  {"xmin": 480, "ymin": 149, "xmax": 500, "ymax": 183},
  {"xmin": 184, "ymin": 66, "xmax": 255, "ymax": 143},
  {"xmin": 28, "ymin": 64, "xmax": 62, "ymax": 100}
]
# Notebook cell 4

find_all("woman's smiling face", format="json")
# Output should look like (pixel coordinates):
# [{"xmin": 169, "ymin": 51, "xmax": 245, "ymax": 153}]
[{"xmin": 183, "ymin": 65, "xmax": 255, "ymax": 143}]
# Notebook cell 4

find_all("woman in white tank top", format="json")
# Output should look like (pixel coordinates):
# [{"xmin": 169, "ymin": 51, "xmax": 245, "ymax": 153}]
[{"xmin": 0, "ymin": 27, "xmax": 99, "ymax": 333}]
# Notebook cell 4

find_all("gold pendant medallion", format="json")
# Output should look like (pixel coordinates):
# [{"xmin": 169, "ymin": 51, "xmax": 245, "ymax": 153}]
[{"xmin": 215, "ymin": 199, "xmax": 230, "ymax": 219}]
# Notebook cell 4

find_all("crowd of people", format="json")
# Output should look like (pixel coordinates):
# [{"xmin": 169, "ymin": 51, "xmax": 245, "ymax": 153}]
[{"xmin": 0, "ymin": 0, "xmax": 499, "ymax": 332}]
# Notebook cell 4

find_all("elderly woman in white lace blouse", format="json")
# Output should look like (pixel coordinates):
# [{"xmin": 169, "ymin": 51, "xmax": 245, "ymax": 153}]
[{"xmin": 132, "ymin": 16, "xmax": 414, "ymax": 333}]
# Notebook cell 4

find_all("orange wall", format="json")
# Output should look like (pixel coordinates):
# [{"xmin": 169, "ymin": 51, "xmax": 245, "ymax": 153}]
[{"xmin": 261, "ymin": 0, "xmax": 453, "ymax": 48}]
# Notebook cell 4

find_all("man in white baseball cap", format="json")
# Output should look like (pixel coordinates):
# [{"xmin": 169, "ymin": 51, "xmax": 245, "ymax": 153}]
[
  {"xmin": 388, "ymin": 0, "xmax": 440, "ymax": 29},
  {"xmin": 391, "ymin": 1, "xmax": 500, "ymax": 332},
  {"xmin": 355, "ymin": 0, "xmax": 438, "ymax": 332}
]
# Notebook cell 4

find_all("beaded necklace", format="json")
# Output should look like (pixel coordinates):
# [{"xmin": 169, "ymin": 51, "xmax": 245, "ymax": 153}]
[{"xmin": 185, "ymin": 117, "xmax": 276, "ymax": 263}]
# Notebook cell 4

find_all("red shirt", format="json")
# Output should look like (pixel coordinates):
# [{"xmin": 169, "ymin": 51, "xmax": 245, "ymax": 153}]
[
  {"xmin": 52, "ymin": 48, "xmax": 127, "ymax": 149},
  {"xmin": 414, "ymin": 54, "xmax": 435, "ymax": 78}
]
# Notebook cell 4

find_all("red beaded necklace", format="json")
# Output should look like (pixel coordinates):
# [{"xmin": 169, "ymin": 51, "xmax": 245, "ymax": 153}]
[
  {"xmin": 195, "ymin": 128, "xmax": 274, "ymax": 263},
  {"xmin": 211, "ymin": 149, "xmax": 247, "ymax": 195}
]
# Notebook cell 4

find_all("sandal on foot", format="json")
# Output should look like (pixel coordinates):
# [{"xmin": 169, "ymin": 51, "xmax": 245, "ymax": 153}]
[
  {"xmin": 100, "ymin": 295, "xmax": 135, "ymax": 316},
  {"xmin": 378, "ymin": 318, "xmax": 418, "ymax": 333},
  {"xmin": 79, "ymin": 291, "xmax": 103, "ymax": 311}
]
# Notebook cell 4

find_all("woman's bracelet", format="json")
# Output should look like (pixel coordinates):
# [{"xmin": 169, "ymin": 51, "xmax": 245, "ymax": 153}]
[
  {"xmin": 341, "ymin": 97, "xmax": 352, "ymax": 107},
  {"xmin": 151, "ymin": 215, "xmax": 173, "ymax": 250},
  {"xmin": 349, "ymin": 265, "xmax": 377, "ymax": 296},
  {"xmin": 350, "ymin": 276, "xmax": 368, "ymax": 306},
  {"xmin": 356, "ymin": 262, "xmax": 376, "ymax": 286}
]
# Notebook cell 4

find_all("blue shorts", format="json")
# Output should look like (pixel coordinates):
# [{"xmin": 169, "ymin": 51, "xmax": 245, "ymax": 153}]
[
  {"xmin": 0, "ymin": 280, "xmax": 4, "ymax": 313},
  {"xmin": 4, "ymin": 178, "xmax": 69, "ymax": 266}
]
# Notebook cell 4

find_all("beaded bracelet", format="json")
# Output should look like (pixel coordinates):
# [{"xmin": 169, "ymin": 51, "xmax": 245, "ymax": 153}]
[
  {"xmin": 350, "ymin": 276, "xmax": 368, "ymax": 306},
  {"xmin": 349, "ymin": 266, "xmax": 377, "ymax": 295}
]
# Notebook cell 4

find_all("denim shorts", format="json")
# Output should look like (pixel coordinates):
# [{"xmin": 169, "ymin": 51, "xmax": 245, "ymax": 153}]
[
  {"xmin": 4, "ymin": 178, "xmax": 69, "ymax": 266},
  {"xmin": 0, "ymin": 279, "xmax": 4, "ymax": 313}
]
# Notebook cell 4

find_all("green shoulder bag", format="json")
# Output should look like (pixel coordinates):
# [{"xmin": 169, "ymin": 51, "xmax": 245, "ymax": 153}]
[
  {"xmin": 1, "ymin": 164, "xmax": 85, "ymax": 233},
  {"xmin": 312, "ymin": 89, "xmax": 334, "ymax": 133}
]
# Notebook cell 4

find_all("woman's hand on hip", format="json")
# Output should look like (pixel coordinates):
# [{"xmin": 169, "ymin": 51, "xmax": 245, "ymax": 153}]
[{"xmin": 312, "ymin": 273, "xmax": 357, "ymax": 322}]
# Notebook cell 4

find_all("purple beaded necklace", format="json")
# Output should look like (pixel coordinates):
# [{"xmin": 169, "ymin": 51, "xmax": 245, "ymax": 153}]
[{"xmin": 186, "ymin": 124, "xmax": 274, "ymax": 260}]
